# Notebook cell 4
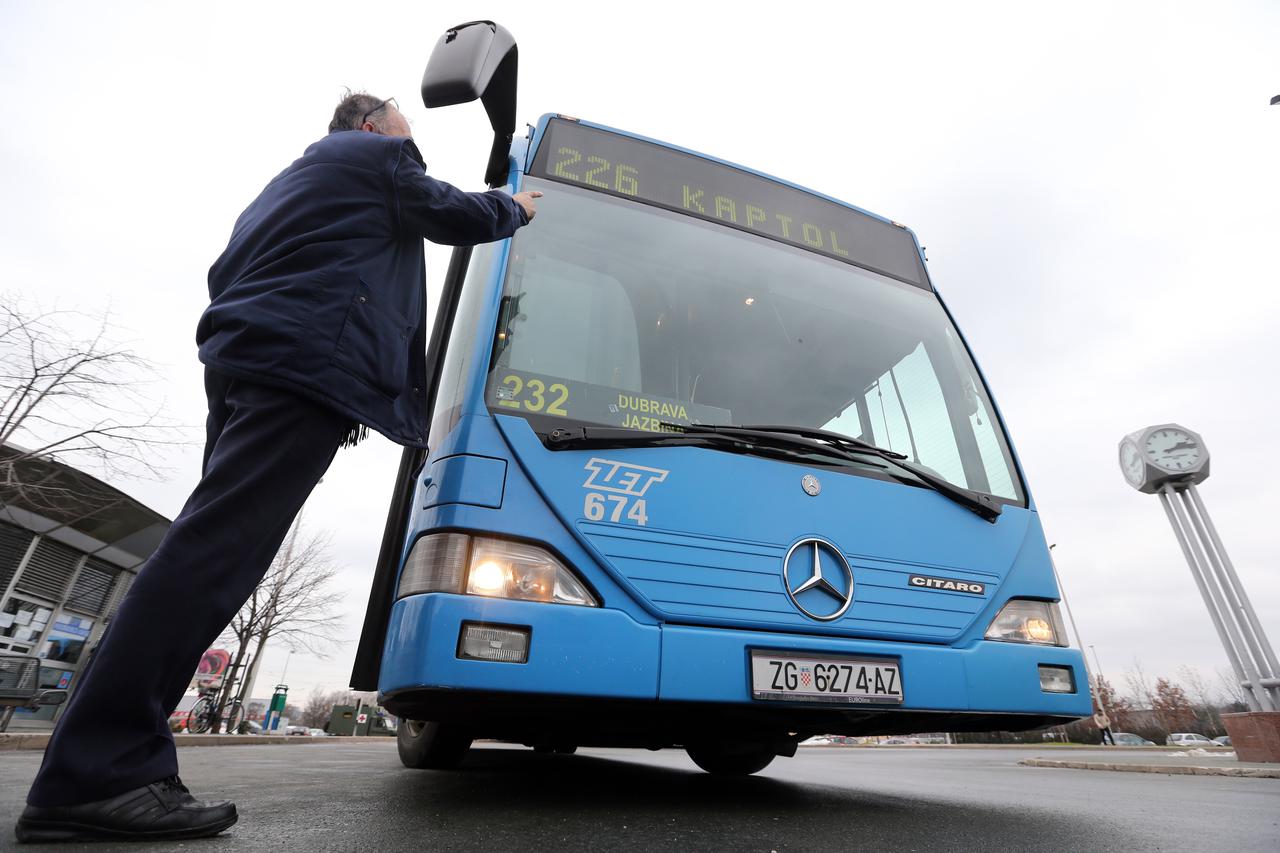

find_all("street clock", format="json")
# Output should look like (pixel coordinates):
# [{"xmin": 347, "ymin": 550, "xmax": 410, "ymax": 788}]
[
  {"xmin": 1117, "ymin": 422, "xmax": 1280, "ymax": 718},
  {"xmin": 1118, "ymin": 423, "xmax": 1210, "ymax": 493}
]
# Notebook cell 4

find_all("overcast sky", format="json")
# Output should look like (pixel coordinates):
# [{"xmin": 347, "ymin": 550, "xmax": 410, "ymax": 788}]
[{"xmin": 2, "ymin": 1, "xmax": 1277, "ymax": 708}]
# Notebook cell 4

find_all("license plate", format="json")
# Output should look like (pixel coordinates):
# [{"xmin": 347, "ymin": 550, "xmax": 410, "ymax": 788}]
[{"xmin": 750, "ymin": 651, "xmax": 903, "ymax": 704}]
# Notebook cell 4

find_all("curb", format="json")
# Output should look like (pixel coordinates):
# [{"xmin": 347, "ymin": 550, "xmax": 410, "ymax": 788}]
[
  {"xmin": 1019, "ymin": 758, "xmax": 1280, "ymax": 778},
  {"xmin": 0, "ymin": 734, "xmax": 395, "ymax": 752},
  {"xmin": 800, "ymin": 743, "xmax": 1233, "ymax": 752}
]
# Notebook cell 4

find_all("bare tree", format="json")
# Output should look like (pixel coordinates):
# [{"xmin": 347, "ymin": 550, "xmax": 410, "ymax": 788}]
[
  {"xmin": 1177, "ymin": 665, "xmax": 1223, "ymax": 736},
  {"xmin": 298, "ymin": 688, "xmax": 373, "ymax": 729},
  {"xmin": 299, "ymin": 690, "xmax": 338, "ymax": 729},
  {"xmin": 212, "ymin": 519, "xmax": 345, "ymax": 729},
  {"xmin": 0, "ymin": 294, "xmax": 183, "ymax": 515},
  {"xmin": 1214, "ymin": 666, "xmax": 1249, "ymax": 710},
  {"xmin": 1123, "ymin": 658, "xmax": 1156, "ymax": 709}
]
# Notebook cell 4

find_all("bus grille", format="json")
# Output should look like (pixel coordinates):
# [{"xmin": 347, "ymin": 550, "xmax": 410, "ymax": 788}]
[{"xmin": 578, "ymin": 521, "xmax": 997, "ymax": 642}]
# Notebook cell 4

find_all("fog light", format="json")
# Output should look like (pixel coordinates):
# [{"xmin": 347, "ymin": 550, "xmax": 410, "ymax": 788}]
[
  {"xmin": 458, "ymin": 623, "xmax": 530, "ymax": 663},
  {"xmin": 1039, "ymin": 665, "xmax": 1075, "ymax": 693}
]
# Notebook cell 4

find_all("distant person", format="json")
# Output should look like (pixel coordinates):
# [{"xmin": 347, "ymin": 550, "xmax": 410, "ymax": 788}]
[
  {"xmin": 1094, "ymin": 708, "xmax": 1115, "ymax": 745},
  {"xmin": 16, "ymin": 91, "xmax": 541, "ymax": 843}
]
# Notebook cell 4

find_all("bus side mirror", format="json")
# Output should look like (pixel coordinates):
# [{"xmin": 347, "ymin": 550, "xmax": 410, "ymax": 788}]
[{"xmin": 421, "ymin": 20, "xmax": 518, "ymax": 188}]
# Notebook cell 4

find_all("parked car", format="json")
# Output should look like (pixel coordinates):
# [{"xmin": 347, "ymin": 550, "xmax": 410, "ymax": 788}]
[
  {"xmin": 1212, "ymin": 735, "xmax": 1231, "ymax": 746},
  {"xmin": 1111, "ymin": 732, "xmax": 1155, "ymax": 746},
  {"xmin": 1166, "ymin": 732, "xmax": 1217, "ymax": 747}
]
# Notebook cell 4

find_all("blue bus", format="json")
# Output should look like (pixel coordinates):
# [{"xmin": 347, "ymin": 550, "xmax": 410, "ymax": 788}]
[{"xmin": 352, "ymin": 22, "xmax": 1091, "ymax": 775}]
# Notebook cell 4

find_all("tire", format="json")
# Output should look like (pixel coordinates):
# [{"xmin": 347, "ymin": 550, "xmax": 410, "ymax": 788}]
[
  {"xmin": 685, "ymin": 742, "xmax": 776, "ymax": 776},
  {"xmin": 396, "ymin": 720, "xmax": 473, "ymax": 769},
  {"xmin": 224, "ymin": 701, "xmax": 245, "ymax": 734},
  {"xmin": 187, "ymin": 698, "xmax": 213, "ymax": 734}
]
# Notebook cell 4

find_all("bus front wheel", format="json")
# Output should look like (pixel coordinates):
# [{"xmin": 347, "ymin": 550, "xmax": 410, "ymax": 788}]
[
  {"xmin": 396, "ymin": 720, "xmax": 472, "ymax": 769},
  {"xmin": 685, "ymin": 742, "xmax": 776, "ymax": 776}
]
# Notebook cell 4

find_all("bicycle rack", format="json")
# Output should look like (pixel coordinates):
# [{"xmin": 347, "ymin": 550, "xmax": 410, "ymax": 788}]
[{"xmin": 0, "ymin": 654, "xmax": 67, "ymax": 732}]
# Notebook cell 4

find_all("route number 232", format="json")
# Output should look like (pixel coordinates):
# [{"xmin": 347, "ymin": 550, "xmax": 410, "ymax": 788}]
[
  {"xmin": 583, "ymin": 492, "xmax": 648, "ymax": 526},
  {"xmin": 496, "ymin": 374, "xmax": 569, "ymax": 416}
]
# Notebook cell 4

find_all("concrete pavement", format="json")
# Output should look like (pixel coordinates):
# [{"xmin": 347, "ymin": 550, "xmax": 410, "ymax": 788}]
[{"xmin": 1, "ymin": 741, "xmax": 1276, "ymax": 851}]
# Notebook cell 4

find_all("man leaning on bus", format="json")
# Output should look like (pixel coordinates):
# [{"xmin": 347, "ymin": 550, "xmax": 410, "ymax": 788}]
[{"xmin": 15, "ymin": 92, "xmax": 541, "ymax": 843}]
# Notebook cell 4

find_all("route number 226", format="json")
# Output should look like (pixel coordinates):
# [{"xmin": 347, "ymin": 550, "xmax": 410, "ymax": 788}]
[{"xmin": 584, "ymin": 492, "xmax": 648, "ymax": 526}]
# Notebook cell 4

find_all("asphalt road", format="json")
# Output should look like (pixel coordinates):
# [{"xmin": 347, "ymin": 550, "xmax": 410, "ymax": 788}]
[{"xmin": 1, "ymin": 742, "xmax": 1276, "ymax": 852}]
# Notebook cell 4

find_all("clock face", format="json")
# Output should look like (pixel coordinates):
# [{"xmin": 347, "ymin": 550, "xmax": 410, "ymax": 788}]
[
  {"xmin": 1120, "ymin": 441, "xmax": 1146, "ymax": 485},
  {"xmin": 1143, "ymin": 427, "xmax": 1202, "ymax": 472}
]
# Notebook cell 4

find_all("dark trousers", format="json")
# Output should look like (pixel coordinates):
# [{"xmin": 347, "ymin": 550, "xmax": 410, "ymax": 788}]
[{"xmin": 26, "ymin": 370, "xmax": 348, "ymax": 807}]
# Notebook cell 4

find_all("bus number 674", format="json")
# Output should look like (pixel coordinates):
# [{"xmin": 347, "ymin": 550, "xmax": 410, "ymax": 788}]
[{"xmin": 583, "ymin": 492, "xmax": 648, "ymax": 526}]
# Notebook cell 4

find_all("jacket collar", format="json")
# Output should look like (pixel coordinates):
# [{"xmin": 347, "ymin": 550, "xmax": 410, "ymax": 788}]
[{"xmin": 323, "ymin": 130, "xmax": 426, "ymax": 168}]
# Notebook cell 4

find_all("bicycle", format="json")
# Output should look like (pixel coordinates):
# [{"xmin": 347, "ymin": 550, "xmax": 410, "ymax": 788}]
[{"xmin": 187, "ymin": 685, "xmax": 245, "ymax": 734}]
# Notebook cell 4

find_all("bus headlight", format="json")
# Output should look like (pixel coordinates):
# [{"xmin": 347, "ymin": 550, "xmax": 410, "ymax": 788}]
[
  {"xmin": 467, "ymin": 538, "xmax": 597, "ymax": 605},
  {"xmin": 398, "ymin": 533, "xmax": 598, "ymax": 607},
  {"xmin": 984, "ymin": 600, "xmax": 1067, "ymax": 646}
]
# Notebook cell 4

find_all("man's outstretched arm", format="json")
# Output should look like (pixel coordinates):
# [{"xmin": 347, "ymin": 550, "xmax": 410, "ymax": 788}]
[{"xmin": 393, "ymin": 148, "xmax": 541, "ymax": 245}]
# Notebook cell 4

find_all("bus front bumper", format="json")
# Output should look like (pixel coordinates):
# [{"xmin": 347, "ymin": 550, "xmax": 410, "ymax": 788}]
[{"xmin": 379, "ymin": 594, "xmax": 1093, "ymax": 729}]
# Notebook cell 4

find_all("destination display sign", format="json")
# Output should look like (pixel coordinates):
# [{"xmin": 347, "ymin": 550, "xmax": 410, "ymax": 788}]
[
  {"xmin": 529, "ymin": 118, "xmax": 929, "ymax": 288},
  {"xmin": 488, "ymin": 369, "xmax": 732, "ymax": 433}
]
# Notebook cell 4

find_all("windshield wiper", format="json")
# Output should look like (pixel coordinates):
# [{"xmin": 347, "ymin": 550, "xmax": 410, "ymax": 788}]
[
  {"xmin": 544, "ymin": 422, "xmax": 1000, "ymax": 522},
  {"xmin": 739, "ymin": 423, "xmax": 908, "ymax": 459},
  {"xmin": 542, "ymin": 425, "xmax": 888, "ymax": 470},
  {"xmin": 666, "ymin": 423, "xmax": 1003, "ymax": 523}
]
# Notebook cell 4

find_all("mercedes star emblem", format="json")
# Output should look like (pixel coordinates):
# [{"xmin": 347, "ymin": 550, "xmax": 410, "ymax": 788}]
[
  {"xmin": 782, "ymin": 538, "xmax": 854, "ymax": 621},
  {"xmin": 801, "ymin": 474, "xmax": 821, "ymax": 496}
]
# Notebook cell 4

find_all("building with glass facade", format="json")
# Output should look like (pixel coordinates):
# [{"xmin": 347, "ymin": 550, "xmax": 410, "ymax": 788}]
[{"xmin": 0, "ymin": 445, "xmax": 170, "ymax": 729}]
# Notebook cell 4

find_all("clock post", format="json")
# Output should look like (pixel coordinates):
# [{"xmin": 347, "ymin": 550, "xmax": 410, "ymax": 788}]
[{"xmin": 1120, "ymin": 424, "xmax": 1280, "ymax": 762}]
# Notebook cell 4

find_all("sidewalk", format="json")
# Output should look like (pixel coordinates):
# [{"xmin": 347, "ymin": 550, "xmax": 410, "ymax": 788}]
[
  {"xmin": 1020, "ymin": 747, "xmax": 1280, "ymax": 778},
  {"xmin": 0, "ymin": 733, "xmax": 393, "ymax": 752}
]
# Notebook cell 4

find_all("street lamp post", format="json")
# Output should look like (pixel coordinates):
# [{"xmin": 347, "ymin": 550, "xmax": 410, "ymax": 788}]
[{"xmin": 1046, "ymin": 544, "xmax": 1096, "ymax": 703}]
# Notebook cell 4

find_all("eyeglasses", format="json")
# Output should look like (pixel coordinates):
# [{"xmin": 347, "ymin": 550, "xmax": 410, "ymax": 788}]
[{"xmin": 362, "ymin": 97, "xmax": 399, "ymax": 126}]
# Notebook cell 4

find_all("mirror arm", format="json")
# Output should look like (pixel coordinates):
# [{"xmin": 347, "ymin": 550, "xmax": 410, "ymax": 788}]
[{"xmin": 481, "ymin": 48, "xmax": 518, "ymax": 187}]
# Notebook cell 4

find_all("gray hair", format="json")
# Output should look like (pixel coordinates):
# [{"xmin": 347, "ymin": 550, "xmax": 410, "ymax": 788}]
[{"xmin": 329, "ymin": 90, "xmax": 391, "ymax": 133}]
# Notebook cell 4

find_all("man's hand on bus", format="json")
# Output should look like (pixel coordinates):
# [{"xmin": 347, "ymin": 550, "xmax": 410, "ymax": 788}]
[{"xmin": 513, "ymin": 190, "xmax": 543, "ymax": 221}]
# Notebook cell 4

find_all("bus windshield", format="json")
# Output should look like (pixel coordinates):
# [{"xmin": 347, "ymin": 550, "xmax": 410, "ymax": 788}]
[{"xmin": 486, "ymin": 175, "xmax": 1023, "ymax": 503}]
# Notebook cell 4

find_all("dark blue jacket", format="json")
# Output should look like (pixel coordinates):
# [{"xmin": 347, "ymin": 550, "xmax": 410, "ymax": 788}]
[{"xmin": 197, "ymin": 130, "xmax": 527, "ymax": 447}]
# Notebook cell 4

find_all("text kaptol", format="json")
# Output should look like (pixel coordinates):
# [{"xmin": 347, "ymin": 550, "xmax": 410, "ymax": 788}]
[{"xmin": 681, "ymin": 186, "xmax": 851, "ymax": 257}]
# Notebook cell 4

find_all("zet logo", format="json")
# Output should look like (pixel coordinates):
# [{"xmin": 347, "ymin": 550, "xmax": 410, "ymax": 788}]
[
  {"xmin": 582, "ymin": 458, "xmax": 669, "ymax": 496},
  {"xmin": 580, "ymin": 458, "xmax": 670, "ymax": 527}
]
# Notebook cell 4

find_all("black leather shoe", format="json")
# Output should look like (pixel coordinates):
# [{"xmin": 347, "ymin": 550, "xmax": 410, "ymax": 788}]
[{"xmin": 15, "ymin": 776, "xmax": 237, "ymax": 843}]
